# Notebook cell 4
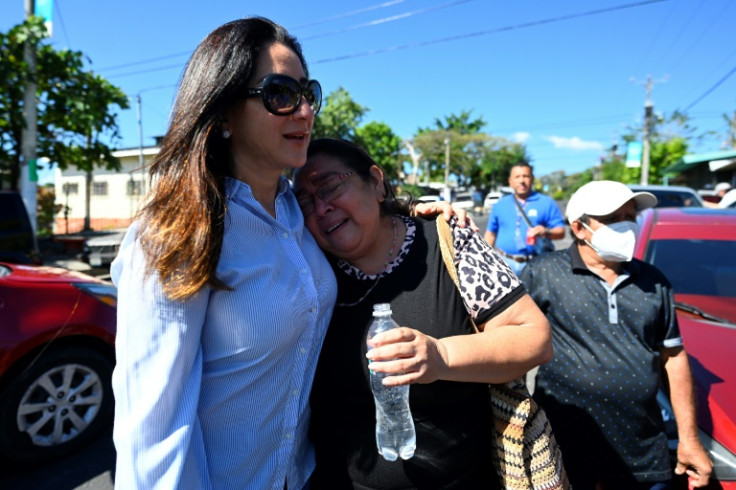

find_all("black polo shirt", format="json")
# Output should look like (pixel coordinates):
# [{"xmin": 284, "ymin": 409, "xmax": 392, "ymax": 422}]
[{"xmin": 520, "ymin": 245, "xmax": 681, "ymax": 485}]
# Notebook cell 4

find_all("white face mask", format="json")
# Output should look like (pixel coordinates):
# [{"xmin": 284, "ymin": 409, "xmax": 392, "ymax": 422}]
[{"xmin": 581, "ymin": 221, "xmax": 638, "ymax": 262}]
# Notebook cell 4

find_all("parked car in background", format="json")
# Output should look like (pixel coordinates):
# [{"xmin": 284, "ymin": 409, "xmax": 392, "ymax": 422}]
[
  {"xmin": 80, "ymin": 230, "xmax": 127, "ymax": 268},
  {"xmin": 416, "ymin": 194, "xmax": 441, "ymax": 204},
  {"xmin": 628, "ymin": 184, "xmax": 704, "ymax": 208},
  {"xmin": 483, "ymin": 191, "xmax": 502, "ymax": 214},
  {"xmin": 0, "ymin": 191, "xmax": 40, "ymax": 265},
  {"xmin": 634, "ymin": 207, "xmax": 736, "ymax": 489},
  {"xmin": 0, "ymin": 262, "xmax": 117, "ymax": 463},
  {"xmin": 451, "ymin": 192, "xmax": 474, "ymax": 210}
]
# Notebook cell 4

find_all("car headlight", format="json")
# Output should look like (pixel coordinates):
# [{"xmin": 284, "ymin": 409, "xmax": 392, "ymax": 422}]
[{"xmin": 73, "ymin": 282, "xmax": 117, "ymax": 308}]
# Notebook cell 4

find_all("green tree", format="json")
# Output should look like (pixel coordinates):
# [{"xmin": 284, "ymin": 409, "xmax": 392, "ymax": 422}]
[
  {"xmin": 477, "ymin": 137, "xmax": 530, "ymax": 189},
  {"xmin": 36, "ymin": 183, "xmax": 61, "ymax": 236},
  {"xmin": 410, "ymin": 111, "xmax": 529, "ymax": 188},
  {"xmin": 412, "ymin": 111, "xmax": 486, "ymax": 186},
  {"xmin": 429, "ymin": 110, "xmax": 486, "ymax": 134},
  {"xmin": 620, "ymin": 111, "xmax": 695, "ymax": 184},
  {"xmin": 355, "ymin": 121, "xmax": 401, "ymax": 182},
  {"xmin": 312, "ymin": 87, "xmax": 368, "ymax": 140},
  {"xmin": 0, "ymin": 17, "xmax": 128, "ymax": 202}
]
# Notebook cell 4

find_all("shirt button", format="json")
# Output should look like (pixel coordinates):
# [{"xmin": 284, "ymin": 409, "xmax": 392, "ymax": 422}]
[
  {"xmin": 285, "ymin": 432, "xmax": 292, "ymax": 439},
  {"xmin": 300, "ymin": 347, "xmax": 307, "ymax": 354},
  {"xmin": 300, "ymin": 268, "xmax": 308, "ymax": 275},
  {"xmin": 292, "ymin": 389, "xmax": 299, "ymax": 396},
  {"xmin": 282, "ymin": 232, "xmax": 289, "ymax": 239}
]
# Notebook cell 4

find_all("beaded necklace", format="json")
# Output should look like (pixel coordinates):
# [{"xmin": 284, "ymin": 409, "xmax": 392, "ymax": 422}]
[{"xmin": 337, "ymin": 217, "xmax": 397, "ymax": 307}]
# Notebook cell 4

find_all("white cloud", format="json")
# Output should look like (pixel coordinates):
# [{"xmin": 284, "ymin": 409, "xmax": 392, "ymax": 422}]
[
  {"xmin": 545, "ymin": 136, "xmax": 604, "ymax": 151},
  {"xmin": 512, "ymin": 132, "xmax": 530, "ymax": 143}
]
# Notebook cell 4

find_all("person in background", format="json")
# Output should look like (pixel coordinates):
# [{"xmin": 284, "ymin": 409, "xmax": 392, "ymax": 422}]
[
  {"xmin": 483, "ymin": 162, "xmax": 565, "ymax": 275},
  {"xmin": 717, "ymin": 187, "xmax": 736, "ymax": 208},
  {"xmin": 295, "ymin": 138, "xmax": 553, "ymax": 489},
  {"xmin": 520, "ymin": 180, "xmax": 712, "ymax": 489},
  {"xmin": 705, "ymin": 181, "xmax": 733, "ymax": 208},
  {"xmin": 715, "ymin": 181, "xmax": 732, "ymax": 200},
  {"xmin": 111, "ymin": 17, "xmax": 336, "ymax": 489}
]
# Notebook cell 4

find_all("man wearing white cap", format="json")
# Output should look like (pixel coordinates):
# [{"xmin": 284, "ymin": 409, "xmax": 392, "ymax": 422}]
[
  {"xmin": 520, "ymin": 180, "xmax": 712, "ymax": 489},
  {"xmin": 705, "ymin": 182, "xmax": 732, "ymax": 208}
]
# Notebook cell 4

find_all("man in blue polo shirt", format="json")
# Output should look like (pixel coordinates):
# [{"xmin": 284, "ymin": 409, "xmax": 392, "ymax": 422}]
[
  {"xmin": 483, "ymin": 162, "xmax": 565, "ymax": 275},
  {"xmin": 521, "ymin": 181, "xmax": 712, "ymax": 489}
]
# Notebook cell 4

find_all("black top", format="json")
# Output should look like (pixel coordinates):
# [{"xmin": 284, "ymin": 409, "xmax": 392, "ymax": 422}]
[
  {"xmin": 520, "ymin": 245, "xmax": 681, "ymax": 486},
  {"xmin": 309, "ymin": 218, "xmax": 524, "ymax": 489}
]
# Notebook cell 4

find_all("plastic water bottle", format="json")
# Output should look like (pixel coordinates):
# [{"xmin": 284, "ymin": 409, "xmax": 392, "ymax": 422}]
[{"xmin": 367, "ymin": 303, "xmax": 416, "ymax": 461}]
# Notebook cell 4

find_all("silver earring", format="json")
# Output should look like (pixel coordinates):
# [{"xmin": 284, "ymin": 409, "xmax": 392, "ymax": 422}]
[{"xmin": 222, "ymin": 129, "xmax": 231, "ymax": 139}]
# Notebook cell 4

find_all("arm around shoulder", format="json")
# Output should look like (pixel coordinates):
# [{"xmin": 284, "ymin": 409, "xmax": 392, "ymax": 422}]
[{"xmin": 436, "ymin": 293, "xmax": 552, "ymax": 384}]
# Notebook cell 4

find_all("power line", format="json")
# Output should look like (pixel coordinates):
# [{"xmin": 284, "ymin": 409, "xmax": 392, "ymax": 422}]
[
  {"xmin": 488, "ymin": 115, "xmax": 634, "ymax": 133},
  {"xmin": 98, "ymin": 0, "xmax": 423, "ymax": 72},
  {"xmin": 312, "ymin": 0, "xmax": 667, "ymax": 64},
  {"xmin": 660, "ymin": 0, "xmax": 730, "ymax": 76},
  {"xmin": 301, "ymin": 0, "xmax": 475, "ymax": 41},
  {"xmin": 53, "ymin": 0, "xmax": 72, "ymax": 48},
  {"xmin": 98, "ymin": 0, "xmax": 663, "ymax": 78},
  {"xmin": 106, "ymin": 63, "xmax": 186, "ymax": 79},
  {"xmin": 99, "ymin": 52, "xmax": 191, "ymax": 73},
  {"xmin": 290, "ymin": 0, "xmax": 411, "ymax": 30},
  {"xmin": 683, "ymin": 63, "xmax": 736, "ymax": 111}
]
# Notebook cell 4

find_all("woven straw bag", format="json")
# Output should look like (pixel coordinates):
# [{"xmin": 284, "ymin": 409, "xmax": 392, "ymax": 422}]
[{"xmin": 436, "ymin": 218, "xmax": 570, "ymax": 490}]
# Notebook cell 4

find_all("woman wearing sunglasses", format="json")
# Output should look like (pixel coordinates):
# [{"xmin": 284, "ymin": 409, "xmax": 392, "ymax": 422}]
[
  {"xmin": 111, "ymin": 18, "xmax": 334, "ymax": 489},
  {"xmin": 294, "ymin": 138, "xmax": 553, "ymax": 489}
]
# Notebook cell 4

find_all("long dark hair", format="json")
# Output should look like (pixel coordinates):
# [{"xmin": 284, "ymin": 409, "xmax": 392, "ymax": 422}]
[
  {"xmin": 305, "ymin": 138, "xmax": 414, "ymax": 216},
  {"xmin": 137, "ymin": 17, "xmax": 307, "ymax": 300}
]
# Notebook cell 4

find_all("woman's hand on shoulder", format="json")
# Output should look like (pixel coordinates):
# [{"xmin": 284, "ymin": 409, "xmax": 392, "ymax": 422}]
[
  {"xmin": 366, "ymin": 327, "xmax": 449, "ymax": 385},
  {"xmin": 412, "ymin": 202, "xmax": 479, "ymax": 231}
]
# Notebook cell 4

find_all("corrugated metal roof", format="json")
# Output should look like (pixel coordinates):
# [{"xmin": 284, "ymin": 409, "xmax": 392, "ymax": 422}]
[{"xmin": 664, "ymin": 149, "xmax": 736, "ymax": 173}]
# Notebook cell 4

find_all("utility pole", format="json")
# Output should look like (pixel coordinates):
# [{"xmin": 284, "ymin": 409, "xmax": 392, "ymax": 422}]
[
  {"xmin": 20, "ymin": 0, "xmax": 38, "ymax": 233},
  {"xmin": 642, "ymin": 101, "xmax": 653, "ymax": 185},
  {"xmin": 632, "ymin": 75, "xmax": 667, "ymax": 185},
  {"xmin": 402, "ymin": 140, "xmax": 421, "ymax": 185},
  {"xmin": 136, "ymin": 94, "xmax": 146, "ymax": 201},
  {"xmin": 443, "ymin": 136, "xmax": 451, "ymax": 202}
]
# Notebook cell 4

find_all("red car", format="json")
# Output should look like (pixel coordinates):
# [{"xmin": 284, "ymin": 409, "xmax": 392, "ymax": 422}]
[
  {"xmin": 635, "ymin": 207, "xmax": 736, "ymax": 489},
  {"xmin": 0, "ymin": 262, "xmax": 117, "ymax": 463}
]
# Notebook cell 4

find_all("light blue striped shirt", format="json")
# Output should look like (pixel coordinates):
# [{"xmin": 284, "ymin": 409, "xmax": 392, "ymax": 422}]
[{"xmin": 111, "ymin": 176, "xmax": 336, "ymax": 489}]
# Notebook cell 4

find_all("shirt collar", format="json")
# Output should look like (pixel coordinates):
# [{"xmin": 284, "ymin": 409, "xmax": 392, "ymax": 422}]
[{"xmin": 224, "ymin": 175, "xmax": 291, "ymax": 200}]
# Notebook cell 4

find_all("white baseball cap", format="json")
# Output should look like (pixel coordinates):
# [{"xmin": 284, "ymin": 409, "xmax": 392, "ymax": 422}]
[
  {"xmin": 566, "ymin": 181, "xmax": 657, "ymax": 222},
  {"xmin": 715, "ymin": 182, "xmax": 732, "ymax": 193}
]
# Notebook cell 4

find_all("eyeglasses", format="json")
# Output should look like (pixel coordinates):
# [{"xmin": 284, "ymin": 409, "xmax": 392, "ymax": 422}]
[
  {"xmin": 245, "ymin": 74, "xmax": 322, "ymax": 116},
  {"xmin": 297, "ymin": 171, "xmax": 355, "ymax": 216}
]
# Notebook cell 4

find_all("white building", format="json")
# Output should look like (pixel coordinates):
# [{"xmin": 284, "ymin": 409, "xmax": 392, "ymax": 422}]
[{"xmin": 54, "ymin": 146, "xmax": 159, "ymax": 234}]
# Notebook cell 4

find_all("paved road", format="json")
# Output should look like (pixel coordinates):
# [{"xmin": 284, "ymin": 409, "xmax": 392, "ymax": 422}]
[{"xmin": 0, "ymin": 427, "xmax": 115, "ymax": 490}]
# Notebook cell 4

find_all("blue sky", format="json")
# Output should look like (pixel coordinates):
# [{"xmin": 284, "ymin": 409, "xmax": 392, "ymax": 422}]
[{"xmin": 2, "ymin": 0, "xmax": 735, "ymax": 184}]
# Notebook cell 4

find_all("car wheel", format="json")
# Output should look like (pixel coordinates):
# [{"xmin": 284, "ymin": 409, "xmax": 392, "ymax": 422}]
[{"xmin": 0, "ymin": 346, "xmax": 114, "ymax": 463}]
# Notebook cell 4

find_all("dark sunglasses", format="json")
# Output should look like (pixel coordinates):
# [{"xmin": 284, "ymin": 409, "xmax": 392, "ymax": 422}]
[{"xmin": 245, "ymin": 74, "xmax": 322, "ymax": 116}]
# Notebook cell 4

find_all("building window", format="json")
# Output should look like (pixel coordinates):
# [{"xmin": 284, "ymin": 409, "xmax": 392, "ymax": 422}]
[
  {"xmin": 126, "ymin": 179, "xmax": 143, "ymax": 196},
  {"xmin": 92, "ymin": 181, "xmax": 108, "ymax": 196},
  {"xmin": 62, "ymin": 183, "xmax": 79, "ymax": 195}
]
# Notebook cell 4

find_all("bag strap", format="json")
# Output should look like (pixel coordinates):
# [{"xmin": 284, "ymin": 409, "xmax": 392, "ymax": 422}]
[
  {"xmin": 436, "ymin": 219, "xmax": 480, "ymax": 334},
  {"xmin": 512, "ymin": 195, "xmax": 534, "ymax": 228}
]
